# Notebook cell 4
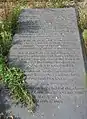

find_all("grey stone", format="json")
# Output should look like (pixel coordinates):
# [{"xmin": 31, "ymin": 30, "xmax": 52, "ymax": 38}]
[{"xmin": 6, "ymin": 8, "xmax": 87, "ymax": 119}]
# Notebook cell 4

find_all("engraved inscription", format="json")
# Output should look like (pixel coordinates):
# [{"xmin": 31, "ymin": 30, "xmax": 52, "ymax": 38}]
[{"xmin": 8, "ymin": 8, "xmax": 87, "ymax": 119}]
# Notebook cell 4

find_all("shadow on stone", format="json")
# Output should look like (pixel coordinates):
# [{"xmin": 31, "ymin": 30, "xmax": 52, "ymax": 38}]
[
  {"xmin": 12, "ymin": 40, "xmax": 22, "ymax": 45},
  {"xmin": 0, "ymin": 86, "xmax": 11, "ymax": 114},
  {"xmin": 79, "ymin": 28, "xmax": 87, "ymax": 73},
  {"xmin": 25, "ymin": 82, "xmax": 49, "ymax": 112},
  {"xmin": 8, "ymin": 59, "xmax": 26, "ymax": 71},
  {"xmin": 15, "ymin": 117, "xmax": 21, "ymax": 119},
  {"xmin": 17, "ymin": 20, "xmax": 41, "ymax": 34},
  {"xmin": 27, "ymin": 84, "xmax": 49, "ymax": 94}
]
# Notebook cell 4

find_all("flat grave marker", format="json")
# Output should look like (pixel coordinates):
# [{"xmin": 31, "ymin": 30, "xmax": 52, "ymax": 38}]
[{"xmin": 7, "ymin": 8, "xmax": 87, "ymax": 119}]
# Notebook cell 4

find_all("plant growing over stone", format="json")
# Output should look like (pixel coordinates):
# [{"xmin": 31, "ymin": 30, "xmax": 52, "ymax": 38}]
[
  {"xmin": 0, "ymin": 1, "xmax": 36, "ymax": 112},
  {"xmin": 0, "ymin": 55, "xmax": 36, "ymax": 112}
]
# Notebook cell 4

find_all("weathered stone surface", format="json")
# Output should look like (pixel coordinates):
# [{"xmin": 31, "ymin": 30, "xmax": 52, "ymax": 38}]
[{"xmin": 7, "ymin": 8, "xmax": 87, "ymax": 119}]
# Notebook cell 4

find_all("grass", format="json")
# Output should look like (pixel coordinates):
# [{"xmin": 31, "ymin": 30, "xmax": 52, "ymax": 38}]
[
  {"xmin": 25, "ymin": 0, "xmax": 71, "ymax": 8},
  {"xmin": 0, "ymin": 55, "xmax": 36, "ymax": 111},
  {"xmin": 83, "ymin": 29, "xmax": 87, "ymax": 41},
  {"xmin": 0, "ymin": 3, "xmax": 21, "ymax": 56},
  {"xmin": 82, "ymin": 29, "xmax": 87, "ymax": 51},
  {"xmin": 50, "ymin": 0, "xmax": 71, "ymax": 8},
  {"xmin": 0, "ymin": 20, "xmax": 12, "ymax": 56},
  {"xmin": 78, "ymin": 7, "xmax": 87, "ymax": 30},
  {"xmin": 77, "ymin": 2, "xmax": 87, "ymax": 53}
]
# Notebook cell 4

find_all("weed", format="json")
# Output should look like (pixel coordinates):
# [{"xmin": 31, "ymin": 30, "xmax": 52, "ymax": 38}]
[
  {"xmin": 0, "ymin": 1, "xmax": 36, "ymax": 112},
  {"xmin": 9, "ymin": 5, "xmax": 21, "ymax": 35},
  {"xmin": 0, "ymin": 20, "xmax": 12, "ymax": 56},
  {"xmin": 0, "ymin": 55, "xmax": 36, "ymax": 112},
  {"xmin": 82, "ymin": 29, "xmax": 87, "ymax": 51},
  {"xmin": 0, "ymin": 5, "xmax": 21, "ymax": 56}
]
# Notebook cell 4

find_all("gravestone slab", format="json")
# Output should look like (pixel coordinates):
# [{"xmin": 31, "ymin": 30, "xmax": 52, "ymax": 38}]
[{"xmin": 8, "ymin": 8, "xmax": 87, "ymax": 119}]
